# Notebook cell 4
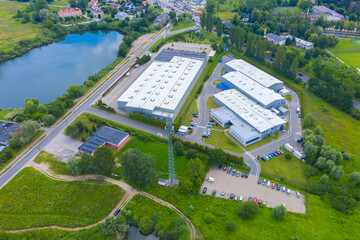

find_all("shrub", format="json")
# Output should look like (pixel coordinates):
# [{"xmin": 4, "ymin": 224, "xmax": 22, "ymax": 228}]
[
  {"xmin": 203, "ymin": 213, "xmax": 215, "ymax": 224},
  {"xmin": 225, "ymin": 220, "xmax": 236, "ymax": 231},
  {"xmin": 285, "ymin": 153, "xmax": 292, "ymax": 160},
  {"xmin": 138, "ymin": 216, "xmax": 155, "ymax": 235},
  {"xmin": 237, "ymin": 202, "xmax": 258, "ymax": 220},
  {"xmin": 319, "ymin": 174, "xmax": 329, "ymax": 184},
  {"xmin": 273, "ymin": 205, "xmax": 287, "ymax": 219},
  {"xmin": 305, "ymin": 165, "xmax": 319, "ymax": 177}
]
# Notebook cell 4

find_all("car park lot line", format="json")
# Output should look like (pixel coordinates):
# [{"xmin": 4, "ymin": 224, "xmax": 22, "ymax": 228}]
[{"xmin": 201, "ymin": 165, "xmax": 306, "ymax": 214}]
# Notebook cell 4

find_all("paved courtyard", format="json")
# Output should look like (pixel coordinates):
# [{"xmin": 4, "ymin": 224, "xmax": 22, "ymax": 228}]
[
  {"xmin": 43, "ymin": 132, "xmax": 82, "ymax": 161},
  {"xmin": 201, "ymin": 165, "xmax": 306, "ymax": 213}
]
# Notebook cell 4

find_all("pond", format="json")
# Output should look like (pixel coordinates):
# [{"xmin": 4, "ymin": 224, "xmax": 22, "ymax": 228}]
[
  {"xmin": 0, "ymin": 31, "xmax": 123, "ymax": 109},
  {"xmin": 126, "ymin": 226, "xmax": 159, "ymax": 240}
]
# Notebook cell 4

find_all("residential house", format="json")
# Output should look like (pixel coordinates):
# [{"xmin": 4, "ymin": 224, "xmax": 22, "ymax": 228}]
[
  {"xmin": 154, "ymin": 11, "xmax": 169, "ymax": 26},
  {"xmin": 57, "ymin": 8, "xmax": 82, "ymax": 19},
  {"xmin": 90, "ymin": 6, "xmax": 105, "ymax": 19},
  {"xmin": 190, "ymin": 0, "xmax": 206, "ymax": 5},
  {"xmin": 264, "ymin": 33, "xmax": 286, "ymax": 45},
  {"xmin": 115, "ymin": 11, "xmax": 133, "ymax": 20},
  {"xmin": 125, "ymin": 1, "xmax": 136, "ymax": 10},
  {"xmin": 141, "ymin": 1, "xmax": 148, "ymax": 6},
  {"xmin": 242, "ymin": 13, "xmax": 250, "ymax": 22},
  {"xmin": 88, "ymin": 1, "xmax": 96, "ymax": 7},
  {"xmin": 222, "ymin": 21, "xmax": 231, "ymax": 29}
]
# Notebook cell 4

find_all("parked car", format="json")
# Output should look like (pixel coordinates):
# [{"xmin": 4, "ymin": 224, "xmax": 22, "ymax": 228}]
[
  {"xmin": 248, "ymin": 197, "xmax": 252, "ymax": 202},
  {"xmin": 219, "ymin": 164, "xmax": 223, "ymax": 170},
  {"xmin": 278, "ymin": 149, "xmax": 284, "ymax": 154},
  {"xmin": 202, "ymin": 134, "xmax": 209, "ymax": 138},
  {"xmin": 296, "ymin": 191, "xmax": 300, "ymax": 198},
  {"xmin": 227, "ymin": 167, "xmax": 232, "ymax": 174},
  {"xmin": 241, "ymin": 172, "xmax": 245, "ymax": 178},
  {"xmin": 266, "ymin": 181, "xmax": 271, "ymax": 188},
  {"xmin": 257, "ymin": 178, "xmax": 262, "ymax": 184},
  {"xmin": 253, "ymin": 197, "xmax": 257, "ymax": 203},
  {"xmin": 261, "ymin": 156, "xmax": 266, "ymax": 162},
  {"xmin": 193, "ymin": 113, "xmax": 198, "ymax": 117},
  {"xmin": 234, "ymin": 195, "xmax": 238, "ymax": 200},
  {"xmin": 232, "ymin": 169, "xmax": 236, "ymax": 176},
  {"xmin": 258, "ymin": 199, "xmax": 262, "ymax": 205},
  {"xmin": 202, "ymin": 187, "xmax": 207, "ymax": 194},
  {"xmin": 190, "ymin": 119, "xmax": 196, "ymax": 123},
  {"xmin": 282, "ymin": 186, "xmax": 286, "ymax": 192},
  {"xmin": 221, "ymin": 192, "xmax": 225, "ymax": 198},
  {"xmin": 287, "ymin": 188, "xmax": 291, "ymax": 195},
  {"xmin": 114, "ymin": 208, "xmax": 120, "ymax": 216},
  {"xmin": 297, "ymin": 136, "xmax": 303, "ymax": 143},
  {"xmin": 265, "ymin": 156, "xmax": 269, "ymax": 161},
  {"xmin": 230, "ymin": 193, "xmax": 234, "ymax": 199},
  {"xmin": 212, "ymin": 189, "xmax": 216, "ymax": 196},
  {"xmin": 271, "ymin": 183, "xmax": 276, "ymax": 189},
  {"xmin": 209, "ymin": 119, "xmax": 214, "ymax": 123},
  {"xmin": 223, "ymin": 166, "xmax": 227, "ymax": 171},
  {"xmin": 240, "ymin": 196, "xmax": 243, "ymax": 201},
  {"xmin": 245, "ymin": 173, "xmax": 249, "ymax": 178},
  {"xmin": 236, "ymin": 171, "xmax": 240, "ymax": 177},
  {"xmin": 262, "ymin": 179, "xmax": 267, "ymax": 186},
  {"xmin": 262, "ymin": 201, "xmax": 266, "ymax": 206},
  {"xmin": 276, "ymin": 184, "xmax": 281, "ymax": 191}
]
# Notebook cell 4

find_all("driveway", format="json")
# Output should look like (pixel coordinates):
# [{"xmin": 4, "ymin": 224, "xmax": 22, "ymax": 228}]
[{"xmin": 201, "ymin": 165, "xmax": 306, "ymax": 213}]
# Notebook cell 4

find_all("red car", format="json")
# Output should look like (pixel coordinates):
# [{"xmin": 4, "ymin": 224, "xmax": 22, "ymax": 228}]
[
  {"xmin": 223, "ymin": 166, "xmax": 227, "ymax": 171},
  {"xmin": 271, "ymin": 183, "xmax": 276, "ymax": 189},
  {"xmin": 258, "ymin": 199, "xmax": 262, "ymax": 205},
  {"xmin": 190, "ymin": 119, "xmax": 196, "ymax": 123},
  {"xmin": 253, "ymin": 197, "xmax": 257, "ymax": 203}
]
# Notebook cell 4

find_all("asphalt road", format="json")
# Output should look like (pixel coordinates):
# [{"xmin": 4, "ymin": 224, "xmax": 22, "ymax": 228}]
[{"xmin": 0, "ymin": 26, "xmax": 197, "ymax": 189}]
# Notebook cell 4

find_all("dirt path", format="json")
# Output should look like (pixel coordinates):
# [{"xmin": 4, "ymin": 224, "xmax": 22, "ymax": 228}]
[{"xmin": 6, "ymin": 164, "xmax": 196, "ymax": 240}]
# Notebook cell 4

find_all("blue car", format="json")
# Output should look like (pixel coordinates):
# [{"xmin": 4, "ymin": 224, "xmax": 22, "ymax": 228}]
[
  {"xmin": 245, "ymin": 173, "xmax": 249, "ymax": 178},
  {"xmin": 232, "ymin": 169, "xmax": 236, "ymax": 176},
  {"xmin": 218, "ymin": 164, "xmax": 223, "ymax": 170},
  {"xmin": 236, "ymin": 171, "xmax": 240, "ymax": 177},
  {"xmin": 227, "ymin": 167, "xmax": 232, "ymax": 174},
  {"xmin": 262, "ymin": 179, "xmax": 267, "ymax": 186}
]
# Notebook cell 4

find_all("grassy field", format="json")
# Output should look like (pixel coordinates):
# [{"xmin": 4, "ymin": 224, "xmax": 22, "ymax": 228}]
[
  {"xmin": 147, "ymin": 187, "xmax": 360, "ymax": 239},
  {"xmin": 274, "ymin": 6, "xmax": 302, "ymax": 14},
  {"xmin": 117, "ymin": 137, "xmax": 189, "ymax": 177},
  {"xmin": 244, "ymin": 137, "xmax": 273, "ymax": 151},
  {"xmin": 125, "ymin": 195, "xmax": 189, "ymax": 240},
  {"xmin": 171, "ymin": 20, "xmax": 195, "ymax": 31},
  {"xmin": 34, "ymin": 151, "xmax": 70, "ymax": 175},
  {"xmin": 214, "ymin": 12, "xmax": 237, "ymax": 21},
  {"xmin": 260, "ymin": 148, "xmax": 307, "ymax": 185},
  {"xmin": 5, "ymin": 226, "xmax": 116, "ymax": 240},
  {"xmin": 0, "ymin": 2, "xmax": 43, "ymax": 52},
  {"xmin": 206, "ymin": 96, "xmax": 219, "ymax": 110},
  {"xmin": 0, "ymin": 108, "xmax": 22, "ymax": 120},
  {"xmin": 182, "ymin": 99, "xmax": 198, "ymax": 126},
  {"xmin": 328, "ymin": 38, "xmax": 360, "ymax": 69},
  {"xmin": 0, "ymin": 167, "xmax": 124, "ymax": 230},
  {"xmin": 52, "ymin": 0, "xmax": 69, "ymax": 6},
  {"xmin": 202, "ymin": 130, "xmax": 244, "ymax": 154}
]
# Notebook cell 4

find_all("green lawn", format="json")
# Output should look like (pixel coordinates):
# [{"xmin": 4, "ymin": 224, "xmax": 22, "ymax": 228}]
[
  {"xmin": 0, "ymin": 2, "xmax": 43, "ymax": 52},
  {"xmin": 285, "ymin": 94, "xmax": 292, "ymax": 101},
  {"xmin": 182, "ymin": 99, "xmax": 198, "ymax": 126},
  {"xmin": 171, "ymin": 20, "xmax": 195, "ymax": 31},
  {"xmin": 214, "ymin": 12, "xmax": 238, "ymax": 21},
  {"xmin": 34, "ymin": 151, "xmax": 70, "ymax": 175},
  {"xmin": 117, "ymin": 137, "xmax": 189, "ymax": 177},
  {"xmin": 274, "ymin": 6, "xmax": 302, "ymax": 14},
  {"xmin": 124, "ymin": 195, "xmax": 189, "ymax": 240},
  {"xmin": 260, "ymin": 148, "xmax": 307, "ymax": 185},
  {"xmin": 0, "ymin": 167, "xmax": 124, "ymax": 230},
  {"xmin": 206, "ymin": 96, "xmax": 219, "ymax": 110},
  {"xmin": 0, "ymin": 108, "xmax": 22, "ymax": 120},
  {"xmin": 244, "ymin": 137, "xmax": 273, "ymax": 151},
  {"xmin": 202, "ymin": 130, "xmax": 244, "ymax": 154},
  {"xmin": 328, "ymin": 38, "xmax": 360, "ymax": 69},
  {"xmin": 5, "ymin": 226, "xmax": 116, "ymax": 240},
  {"xmin": 52, "ymin": 0, "xmax": 69, "ymax": 6}
]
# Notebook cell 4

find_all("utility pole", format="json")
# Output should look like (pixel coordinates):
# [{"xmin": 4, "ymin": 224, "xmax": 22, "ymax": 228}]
[{"xmin": 166, "ymin": 116, "xmax": 176, "ymax": 186}]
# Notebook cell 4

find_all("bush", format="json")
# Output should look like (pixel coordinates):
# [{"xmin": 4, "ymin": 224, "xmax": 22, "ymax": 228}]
[
  {"xmin": 319, "ymin": 174, "xmax": 329, "ymax": 184},
  {"xmin": 225, "ymin": 220, "xmax": 236, "ymax": 231},
  {"xmin": 138, "ymin": 216, "xmax": 156, "ymax": 235},
  {"xmin": 307, "ymin": 182, "xmax": 328, "ymax": 195},
  {"xmin": 273, "ymin": 205, "xmax": 287, "ymax": 219},
  {"xmin": 203, "ymin": 213, "xmax": 215, "ymax": 224},
  {"xmin": 285, "ymin": 153, "xmax": 292, "ymax": 160},
  {"xmin": 186, "ymin": 149, "xmax": 197, "ymax": 160},
  {"xmin": 237, "ymin": 202, "xmax": 258, "ymax": 220},
  {"xmin": 305, "ymin": 165, "xmax": 319, "ymax": 178}
]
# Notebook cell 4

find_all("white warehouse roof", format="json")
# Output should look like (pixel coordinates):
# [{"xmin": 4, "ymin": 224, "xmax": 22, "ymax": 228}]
[
  {"xmin": 214, "ymin": 89, "xmax": 286, "ymax": 133},
  {"xmin": 222, "ymin": 71, "xmax": 284, "ymax": 107},
  {"xmin": 226, "ymin": 59, "xmax": 283, "ymax": 89},
  {"xmin": 117, "ymin": 55, "xmax": 204, "ymax": 118}
]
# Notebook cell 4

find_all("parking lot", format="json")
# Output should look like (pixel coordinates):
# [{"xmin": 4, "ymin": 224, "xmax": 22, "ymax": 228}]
[{"xmin": 200, "ymin": 165, "xmax": 306, "ymax": 213}]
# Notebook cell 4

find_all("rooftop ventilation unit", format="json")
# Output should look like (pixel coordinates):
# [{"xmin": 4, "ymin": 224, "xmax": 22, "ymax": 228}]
[
  {"xmin": 141, "ymin": 97, "xmax": 146, "ymax": 100},
  {"xmin": 164, "ymin": 80, "xmax": 169, "ymax": 83},
  {"xmin": 134, "ymin": 89, "xmax": 139, "ymax": 93},
  {"xmin": 150, "ymin": 98, "xmax": 155, "ymax": 102},
  {"xmin": 173, "ymin": 89, "xmax": 177, "ymax": 92},
  {"xmin": 155, "ymin": 92, "xmax": 160, "ymax": 95},
  {"xmin": 160, "ymin": 86, "xmax": 165, "ymax": 89},
  {"xmin": 147, "ymin": 91, "xmax": 151, "ymax": 94},
  {"xmin": 168, "ymin": 95, "xmax": 173, "ymax": 98},
  {"xmin": 128, "ymin": 96, "xmax": 133, "ymax": 99},
  {"xmin": 156, "ymin": 79, "xmax": 161, "ymax": 82},
  {"xmin": 152, "ymin": 85, "xmax": 156, "ymax": 88}
]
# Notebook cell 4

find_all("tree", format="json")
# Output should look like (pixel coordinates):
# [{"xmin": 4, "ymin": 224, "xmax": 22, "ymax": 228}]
[
  {"xmin": 12, "ymin": 120, "xmax": 40, "ymax": 144},
  {"xmin": 24, "ymin": 98, "xmax": 38, "ymax": 114},
  {"xmin": 174, "ymin": 140, "xmax": 184, "ymax": 156},
  {"xmin": 101, "ymin": 217, "xmax": 129, "ymax": 235},
  {"xmin": 66, "ymin": 84, "xmax": 83, "ymax": 98},
  {"xmin": 325, "ymin": 160, "xmax": 335, "ymax": 173},
  {"xmin": 206, "ymin": 0, "xmax": 216, "ymax": 14},
  {"xmin": 349, "ymin": 172, "xmax": 360, "ymax": 186},
  {"xmin": 118, "ymin": 43, "xmax": 127, "ymax": 57},
  {"xmin": 8, "ymin": 138, "xmax": 21, "ymax": 151},
  {"xmin": 169, "ymin": 11, "xmax": 176, "ymax": 20},
  {"xmin": 285, "ymin": 153, "xmax": 292, "ymax": 160},
  {"xmin": 92, "ymin": 146, "xmax": 116, "ymax": 175},
  {"xmin": 0, "ymin": 148, "xmax": 14, "ymax": 163},
  {"xmin": 285, "ymin": 37, "xmax": 292, "ymax": 46},
  {"xmin": 208, "ymin": 148, "xmax": 226, "ymax": 165},
  {"xmin": 273, "ymin": 204, "xmax": 287, "ymax": 219},
  {"xmin": 45, "ymin": 19, "xmax": 54, "ymax": 28},
  {"xmin": 186, "ymin": 149, "xmax": 197, "ymax": 160},
  {"xmin": 37, "ymin": 104, "xmax": 47, "ymax": 113},
  {"xmin": 43, "ymin": 114, "xmax": 55, "ymax": 127},
  {"xmin": 216, "ymin": 20, "xmax": 223, "ymax": 38},
  {"xmin": 305, "ymin": 165, "xmax": 319, "ymax": 177},
  {"xmin": 121, "ymin": 149, "xmax": 155, "ymax": 187},
  {"xmin": 317, "ymin": 34, "xmax": 330, "ymax": 49},
  {"xmin": 32, "ymin": 0, "xmax": 48, "ymax": 11},
  {"xmin": 188, "ymin": 158, "xmax": 205, "ymax": 179},
  {"xmin": 330, "ymin": 165, "xmax": 344, "ymax": 180},
  {"xmin": 67, "ymin": 157, "xmax": 83, "ymax": 175},
  {"xmin": 303, "ymin": 142, "xmax": 319, "ymax": 165},
  {"xmin": 303, "ymin": 113, "xmax": 315, "ymax": 128},
  {"xmin": 177, "ymin": 178, "xmax": 194, "ymax": 194},
  {"xmin": 237, "ymin": 202, "xmax": 258, "ymax": 220},
  {"xmin": 319, "ymin": 174, "xmax": 329, "ymax": 184},
  {"xmin": 314, "ymin": 157, "xmax": 327, "ymax": 171},
  {"xmin": 314, "ymin": 125, "xmax": 323, "ymax": 135},
  {"xmin": 21, "ymin": 14, "xmax": 30, "ymax": 24},
  {"xmin": 139, "ymin": 216, "xmax": 155, "ymax": 235}
]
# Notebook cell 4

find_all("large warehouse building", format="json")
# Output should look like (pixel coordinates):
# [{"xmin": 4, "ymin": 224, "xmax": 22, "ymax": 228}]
[
  {"xmin": 225, "ymin": 59, "xmax": 283, "ymax": 92},
  {"xmin": 117, "ymin": 50, "xmax": 207, "ymax": 120},
  {"xmin": 221, "ymin": 71, "xmax": 285, "ymax": 109},
  {"xmin": 211, "ymin": 89, "xmax": 286, "ymax": 146}
]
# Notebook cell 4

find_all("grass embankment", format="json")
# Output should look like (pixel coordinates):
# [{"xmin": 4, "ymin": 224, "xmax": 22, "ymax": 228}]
[
  {"xmin": 328, "ymin": 38, "xmax": 360, "ymax": 69},
  {"xmin": 214, "ymin": 12, "xmax": 237, "ymax": 21},
  {"xmin": 171, "ymin": 20, "xmax": 196, "ymax": 31},
  {"xmin": 202, "ymin": 131, "xmax": 244, "ymax": 154},
  {"xmin": 0, "ymin": 167, "xmax": 124, "ymax": 230},
  {"xmin": 34, "ymin": 151, "xmax": 70, "ymax": 175},
  {"xmin": 0, "ymin": 2, "xmax": 43, "ymax": 52},
  {"xmin": 259, "ymin": 148, "xmax": 307, "ymax": 185},
  {"xmin": 182, "ymin": 100, "xmax": 198, "ymax": 126},
  {"xmin": 147, "ymin": 187, "xmax": 360, "ymax": 239}
]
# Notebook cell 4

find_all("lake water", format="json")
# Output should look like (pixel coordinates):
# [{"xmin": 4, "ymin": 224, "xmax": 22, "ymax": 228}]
[
  {"xmin": 0, "ymin": 31, "xmax": 123, "ymax": 109},
  {"xmin": 126, "ymin": 226, "xmax": 159, "ymax": 240}
]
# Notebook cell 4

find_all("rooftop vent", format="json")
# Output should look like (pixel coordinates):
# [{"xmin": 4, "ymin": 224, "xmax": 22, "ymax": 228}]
[
  {"xmin": 141, "ymin": 97, "xmax": 146, "ymax": 100},
  {"xmin": 152, "ymin": 85, "xmax": 156, "ymax": 88},
  {"xmin": 168, "ymin": 94, "xmax": 173, "ymax": 98},
  {"xmin": 150, "ymin": 98, "xmax": 155, "ymax": 102},
  {"xmin": 155, "ymin": 92, "xmax": 160, "ymax": 95},
  {"xmin": 160, "ymin": 86, "xmax": 165, "ymax": 89},
  {"xmin": 173, "ymin": 89, "xmax": 177, "ymax": 92}
]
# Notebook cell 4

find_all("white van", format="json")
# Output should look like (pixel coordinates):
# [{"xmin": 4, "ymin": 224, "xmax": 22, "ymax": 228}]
[{"xmin": 206, "ymin": 177, "xmax": 215, "ymax": 183}]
